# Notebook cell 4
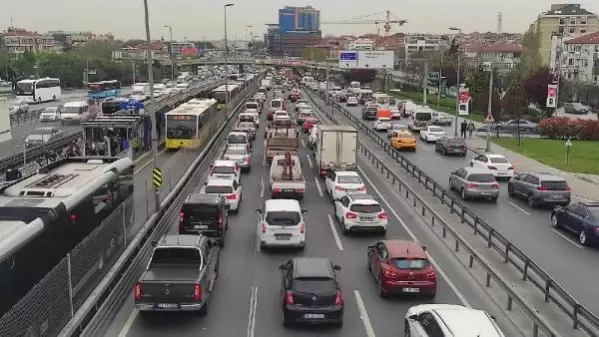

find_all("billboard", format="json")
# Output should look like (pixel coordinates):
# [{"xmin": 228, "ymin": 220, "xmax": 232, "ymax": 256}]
[
  {"xmin": 338, "ymin": 50, "xmax": 395, "ymax": 69},
  {"xmin": 546, "ymin": 84, "xmax": 557, "ymax": 108}
]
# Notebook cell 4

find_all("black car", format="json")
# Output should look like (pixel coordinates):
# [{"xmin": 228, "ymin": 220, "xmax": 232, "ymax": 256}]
[
  {"xmin": 434, "ymin": 136, "xmax": 467, "ymax": 156},
  {"xmin": 179, "ymin": 194, "xmax": 229, "ymax": 246},
  {"xmin": 279, "ymin": 257, "xmax": 344, "ymax": 327}
]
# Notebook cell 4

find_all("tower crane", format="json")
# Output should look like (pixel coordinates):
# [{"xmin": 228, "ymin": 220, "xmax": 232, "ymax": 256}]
[{"xmin": 321, "ymin": 11, "xmax": 407, "ymax": 37}]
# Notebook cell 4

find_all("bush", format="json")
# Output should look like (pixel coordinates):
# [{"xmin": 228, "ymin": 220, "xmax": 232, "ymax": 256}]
[{"xmin": 539, "ymin": 117, "xmax": 599, "ymax": 140}]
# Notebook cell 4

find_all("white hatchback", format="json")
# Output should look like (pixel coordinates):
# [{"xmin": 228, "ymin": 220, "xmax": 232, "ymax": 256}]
[
  {"xmin": 420, "ymin": 126, "xmax": 446, "ymax": 142},
  {"xmin": 257, "ymin": 199, "xmax": 306, "ymax": 250},
  {"xmin": 373, "ymin": 117, "xmax": 392, "ymax": 131},
  {"xmin": 470, "ymin": 153, "xmax": 515, "ymax": 179},
  {"xmin": 325, "ymin": 170, "xmax": 367, "ymax": 200},
  {"xmin": 334, "ymin": 194, "xmax": 387, "ymax": 234},
  {"xmin": 202, "ymin": 178, "xmax": 242, "ymax": 211}
]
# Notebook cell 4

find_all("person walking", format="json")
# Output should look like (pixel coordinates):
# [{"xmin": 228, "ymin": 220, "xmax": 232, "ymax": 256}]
[
  {"xmin": 460, "ymin": 120, "xmax": 467, "ymax": 138},
  {"xmin": 467, "ymin": 121, "xmax": 475, "ymax": 138}
]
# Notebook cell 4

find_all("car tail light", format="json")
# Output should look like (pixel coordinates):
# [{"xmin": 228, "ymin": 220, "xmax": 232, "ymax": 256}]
[
  {"xmin": 537, "ymin": 186, "xmax": 548, "ymax": 191},
  {"xmin": 321, "ymin": 169, "xmax": 328, "ymax": 175},
  {"xmin": 224, "ymin": 156, "xmax": 230, "ymax": 160},
  {"xmin": 285, "ymin": 291, "xmax": 294, "ymax": 305},
  {"xmin": 425, "ymin": 270, "xmax": 436, "ymax": 278},
  {"xmin": 594, "ymin": 227, "xmax": 599, "ymax": 233},
  {"xmin": 193, "ymin": 284, "xmax": 202, "ymax": 301},
  {"xmin": 295, "ymin": 188, "xmax": 304, "ymax": 193},
  {"xmin": 300, "ymin": 223, "xmax": 305, "ymax": 234},
  {"xmin": 260, "ymin": 223, "xmax": 266, "ymax": 233},
  {"xmin": 491, "ymin": 183, "xmax": 500, "ymax": 189},
  {"xmin": 508, "ymin": 166, "xmax": 514, "ymax": 170},
  {"xmin": 70, "ymin": 214, "xmax": 77, "ymax": 223},
  {"xmin": 383, "ymin": 268, "xmax": 398, "ymax": 278},
  {"xmin": 218, "ymin": 216, "xmax": 224, "ymax": 230},
  {"xmin": 358, "ymin": 185, "xmax": 366, "ymax": 191},
  {"xmin": 134, "ymin": 282, "xmax": 141, "ymax": 301},
  {"xmin": 565, "ymin": 185, "xmax": 571, "ymax": 191},
  {"xmin": 244, "ymin": 157, "xmax": 250, "ymax": 163},
  {"xmin": 487, "ymin": 166, "xmax": 497, "ymax": 170},
  {"xmin": 335, "ymin": 186, "xmax": 344, "ymax": 191},
  {"xmin": 377, "ymin": 212, "xmax": 387, "ymax": 220},
  {"xmin": 273, "ymin": 188, "xmax": 281, "ymax": 193},
  {"xmin": 346, "ymin": 212, "xmax": 357, "ymax": 219},
  {"xmin": 226, "ymin": 194, "xmax": 237, "ymax": 200},
  {"xmin": 335, "ymin": 290, "xmax": 343, "ymax": 306},
  {"xmin": 466, "ymin": 183, "xmax": 478, "ymax": 189}
]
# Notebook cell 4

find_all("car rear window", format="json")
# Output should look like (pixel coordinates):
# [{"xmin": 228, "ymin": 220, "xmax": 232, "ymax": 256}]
[
  {"xmin": 429, "ymin": 127, "xmax": 444, "ymax": 133},
  {"xmin": 489, "ymin": 157, "xmax": 509, "ymax": 164},
  {"xmin": 271, "ymin": 100, "xmax": 282, "ymax": 108},
  {"xmin": 589, "ymin": 208, "xmax": 599, "ymax": 219},
  {"xmin": 238, "ymin": 122, "xmax": 254, "ymax": 128},
  {"xmin": 246, "ymin": 103, "xmax": 258, "ymax": 109},
  {"xmin": 151, "ymin": 248, "xmax": 202, "ymax": 265},
  {"xmin": 350, "ymin": 204, "xmax": 381, "ymax": 213},
  {"xmin": 228, "ymin": 134, "xmax": 247, "ymax": 144},
  {"xmin": 205, "ymin": 185, "xmax": 233, "ymax": 194},
  {"xmin": 541, "ymin": 180, "xmax": 569, "ymax": 190},
  {"xmin": 338, "ymin": 176, "xmax": 362, "ymax": 184},
  {"xmin": 182, "ymin": 204, "xmax": 220, "ymax": 220},
  {"xmin": 393, "ymin": 258, "xmax": 429, "ymax": 270},
  {"xmin": 467, "ymin": 174, "xmax": 496, "ymax": 183},
  {"xmin": 265, "ymin": 211, "xmax": 300, "ymax": 226},
  {"xmin": 212, "ymin": 166, "xmax": 234, "ymax": 174},
  {"xmin": 292, "ymin": 278, "xmax": 337, "ymax": 293},
  {"xmin": 448, "ymin": 138, "xmax": 465, "ymax": 145}
]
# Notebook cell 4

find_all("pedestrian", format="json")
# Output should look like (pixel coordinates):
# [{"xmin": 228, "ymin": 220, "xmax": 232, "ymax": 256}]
[
  {"xmin": 467, "ymin": 121, "xmax": 475, "ymax": 138},
  {"xmin": 460, "ymin": 120, "xmax": 467, "ymax": 138}
]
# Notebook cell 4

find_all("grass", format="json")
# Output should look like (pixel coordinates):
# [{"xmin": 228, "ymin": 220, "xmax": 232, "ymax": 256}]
[
  {"xmin": 491, "ymin": 137, "xmax": 599, "ymax": 175},
  {"xmin": 391, "ymin": 91, "xmax": 487, "ymax": 123}
]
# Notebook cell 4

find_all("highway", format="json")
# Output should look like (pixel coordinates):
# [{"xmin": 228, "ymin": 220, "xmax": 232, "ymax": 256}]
[
  {"xmin": 334, "ymin": 98, "xmax": 599, "ymax": 316},
  {"xmin": 105, "ymin": 92, "xmax": 524, "ymax": 337}
]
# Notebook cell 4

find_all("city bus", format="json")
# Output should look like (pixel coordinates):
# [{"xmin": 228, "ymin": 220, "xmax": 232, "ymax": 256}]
[
  {"xmin": 212, "ymin": 84, "xmax": 241, "ymax": 109},
  {"xmin": 15, "ymin": 78, "xmax": 62, "ymax": 103},
  {"xmin": 88, "ymin": 80, "xmax": 122, "ymax": 99},
  {"xmin": 372, "ymin": 92, "xmax": 390, "ymax": 108},
  {"xmin": 165, "ymin": 99, "xmax": 218, "ymax": 149},
  {"xmin": 0, "ymin": 157, "xmax": 134, "ymax": 316}
]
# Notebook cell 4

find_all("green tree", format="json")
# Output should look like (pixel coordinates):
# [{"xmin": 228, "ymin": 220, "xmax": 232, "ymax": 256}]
[
  {"xmin": 501, "ymin": 71, "xmax": 527, "ymax": 143},
  {"xmin": 466, "ymin": 65, "xmax": 501, "ymax": 115},
  {"xmin": 302, "ymin": 48, "xmax": 326, "ymax": 62},
  {"xmin": 519, "ymin": 22, "xmax": 542, "ymax": 77}
]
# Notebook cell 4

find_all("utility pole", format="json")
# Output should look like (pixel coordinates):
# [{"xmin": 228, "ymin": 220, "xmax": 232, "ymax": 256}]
[
  {"xmin": 437, "ymin": 53, "xmax": 443, "ymax": 111},
  {"xmin": 423, "ymin": 62, "xmax": 428, "ymax": 104},
  {"xmin": 224, "ymin": 4, "xmax": 234, "ymax": 115},
  {"xmin": 449, "ymin": 26, "xmax": 462, "ymax": 136},
  {"xmin": 325, "ymin": 63, "xmax": 330, "ymax": 105},
  {"xmin": 485, "ymin": 62, "xmax": 493, "ymax": 152},
  {"xmin": 131, "ymin": 61, "xmax": 136, "ymax": 84}
]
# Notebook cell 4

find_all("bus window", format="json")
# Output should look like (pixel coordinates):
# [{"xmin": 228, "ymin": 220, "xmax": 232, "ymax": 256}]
[{"xmin": 167, "ymin": 115, "xmax": 197, "ymax": 139}]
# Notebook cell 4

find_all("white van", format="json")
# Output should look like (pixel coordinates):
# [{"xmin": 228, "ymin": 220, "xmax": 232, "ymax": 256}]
[
  {"xmin": 257, "ymin": 199, "xmax": 306, "ymax": 250},
  {"xmin": 60, "ymin": 101, "xmax": 91, "ymax": 123},
  {"xmin": 406, "ymin": 304, "xmax": 505, "ymax": 337}
]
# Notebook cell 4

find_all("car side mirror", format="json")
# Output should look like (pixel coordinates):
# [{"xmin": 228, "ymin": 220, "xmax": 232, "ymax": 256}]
[
  {"xmin": 421, "ymin": 246, "xmax": 427, "ymax": 251},
  {"xmin": 278, "ymin": 264, "xmax": 286, "ymax": 270},
  {"xmin": 333, "ymin": 265, "xmax": 342, "ymax": 271},
  {"xmin": 367, "ymin": 244, "xmax": 375, "ymax": 251},
  {"xmin": 408, "ymin": 314, "xmax": 418, "ymax": 321},
  {"xmin": 301, "ymin": 209, "xmax": 307, "ymax": 213},
  {"xmin": 204, "ymin": 181, "xmax": 207, "ymax": 185},
  {"xmin": 255, "ymin": 208, "xmax": 262, "ymax": 214}
]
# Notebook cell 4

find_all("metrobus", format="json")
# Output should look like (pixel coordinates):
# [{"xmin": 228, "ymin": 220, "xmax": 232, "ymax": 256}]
[
  {"xmin": 0, "ymin": 157, "xmax": 134, "ymax": 316},
  {"xmin": 88, "ymin": 80, "xmax": 122, "ymax": 99},
  {"xmin": 165, "ymin": 99, "xmax": 218, "ymax": 149},
  {"xmin": 212, "ymin": 84, "xmax": 241, "ymax": 109},
  {"xmin": 15, "ymin": 78, "xmax": 62, "ymax": 103}
]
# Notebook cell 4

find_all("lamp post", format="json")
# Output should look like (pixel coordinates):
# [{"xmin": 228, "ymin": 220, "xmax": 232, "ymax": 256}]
[
  {"xmin": 224, "ymin": 3, "xmax": 235, "ymax": 115},
  {"xmin": 483, "ymin": 62, "xmax": 493, "ymax": 152},
  {"xmin": 449, "ymin": 26, "xmax": 462, "ymax": 137},
  {"xmin": 164, "ymin": 25, "xmax": 175, "ymax": 79}
]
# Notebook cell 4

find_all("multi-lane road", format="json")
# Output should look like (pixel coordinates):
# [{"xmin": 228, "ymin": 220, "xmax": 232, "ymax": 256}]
[
  {"xmin": 105, "ymin": 93, "xmax": 524, "ymax": 337},
  {"xmin": 334, "ymin": 98, "xmax": 599, "ymax": 315}
]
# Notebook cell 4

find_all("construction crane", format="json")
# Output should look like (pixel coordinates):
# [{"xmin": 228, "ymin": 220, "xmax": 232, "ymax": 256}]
[{"xmin": 321, "ymin": 11, "xmax": 407, "ymax": 37}]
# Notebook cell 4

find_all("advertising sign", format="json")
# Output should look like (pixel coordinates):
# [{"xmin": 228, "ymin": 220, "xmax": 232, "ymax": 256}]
[
  {"xmin": 338, "ymin": 50, "xmax": 395, "ymax": 69},
  {"xmin": 546, "ymin": 84, "xmax": 557, "ymax": 108},
  {"xmin": 338, "ymin": 51, "xmax": 358, "ymax": 68},
  {"xmin": 458, "ymin": 87, "xmax": 470, "ymax": 116}
]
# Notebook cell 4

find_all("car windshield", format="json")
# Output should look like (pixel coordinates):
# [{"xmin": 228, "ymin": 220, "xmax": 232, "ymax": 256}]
[
  {"xmin": 43, "ymin": 107, "xmax": 58, "ymax": 113},
  {"xmin": 265, "ymin": 211, "xmax": 300, "ymax": 226},
  {"xmin": 429, "ymin": 127, "xmax": 444, "ymax": 133},
  {"xmin": 271, "ymin": 100, "xmax": 282, "ymax": 108},
  {"xmin": 468, "ymin": 174, "xmax": 496, "ymax": 183},
  {"xmin": 338, "ymin": 176, "xmax": 362, "ymax": 184},
  {"xmin": 392, "ymin": 258, "xmax": 428, "ymax": 270},
  {"xmin": 32, "ymin": 128, "xmax": 53, "ymax": 135},
  {"xmin": 350, "ymin": 204, "xmax": 382, "ymax": 213},
  {"xmin": 16, "ymin": 82, "xmax": 33, "ymax": 95},
  {"xmin": 589, "ymin": 207, "xmax": 599, "ymax": 219},
  {"xmin": 151, "ymin": 248, "xmax": 202, "ymax": 265},
  {"xmin": 63, "ymin": 106, "xmax": 82, "ymax": 114},
  {"xmin": 489, "ymin": 157, "xmax": 509, "ymax": 164},
  {"xmin": 292, "ymin": 278, "xmax": 337, "ymax": 293},
  {"xmin": 238, "ymin": 122, "xmax": 254, "ymax": 128},
  {"xmin": 182, "ymin": 204, "xmax": 219, "ymax": 220},
  {"xmin": 246, "ymin": 103, "xmax": 258, "ymax": 109},
  {"xmin": 448, "ymin": 138, "xmax": 465, "ymax": 145},
  {"xmin": 205, "ymin": 185, "xmax": 233, "ymax": 194}
]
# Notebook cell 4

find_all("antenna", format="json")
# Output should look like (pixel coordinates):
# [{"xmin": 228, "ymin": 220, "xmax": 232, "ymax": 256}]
[{"xmin": 497, "ymin": 12, "xmax": 503, "ymax": 34}]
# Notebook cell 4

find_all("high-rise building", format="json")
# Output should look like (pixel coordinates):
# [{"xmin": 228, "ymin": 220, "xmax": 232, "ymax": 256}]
[{"xmin": 278, "ymin": 6, "xmax": 320, "ymax": 32}]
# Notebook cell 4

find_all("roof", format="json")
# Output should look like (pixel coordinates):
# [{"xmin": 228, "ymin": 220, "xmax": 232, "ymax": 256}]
[
  {"xmin": 205, "ymin": 178, "xmax": 235, "ymax": 186},
  {"xmin": 63, "ymin": 101, "xmax": 88, "ymax": 107},
  {"xmin": 213, "ymin": 160, "xmax": 236, "ymax": 167},
  {"xmin": 185, "ymin": 193, "xmax": 222, "ymax": 204},
  {"xmin": 434, "ymin": 307, "xmax": 502, "ymax": 336},
  {"xmin": 565, "ymin": 32, "xmax": 599, "ymax": 45},
  {"xmin": 293, "ymin": 258, "xmax": 334, "ymax": 278},
  {"xmin": 485, "ymin": 153, "xmax": 507, "ymax": 159},
  {"xmin": 542, "ymin": 4, "xmax": 595, "ymax": 16},
  {"xmin": 348, "ymin": 194, "xmax": 378, "ymax": 204},
  {"xmin": 464, "ymin": 166, "xmax": 494, "ymax": 174},
  {"xmin": 384, "ymin": 240, "xmax": 427, "ymax": 259},
  {"xmin": 265, "ymin": 199, "xmax": 301, "ymax": 211},
  {"xmin": 317, "ymin": 124, "xmax": 357, "ymax": 132},
  {"xmin": 525, "ymin": 172, "xmax": 566, "ymax": 180},
  {"xmin": 159, "ymin": 234, "xmax": 201, "ymax": 247},
  {"xmin": 335, "ymin": 170, "xmax": 360, "ymax": 177}
]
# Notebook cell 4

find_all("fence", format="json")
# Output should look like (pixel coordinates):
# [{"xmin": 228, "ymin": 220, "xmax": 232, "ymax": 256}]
[{"xmin": 305, "ymin": 88, "xmax": 599, "ymax": 337}]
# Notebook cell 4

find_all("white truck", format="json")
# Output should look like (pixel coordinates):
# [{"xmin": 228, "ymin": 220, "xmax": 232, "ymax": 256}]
[
  {"xmin": 270, "ymin": 151, "xmax": 306, "ymax": 200},
  {"xmin": 408, "ymin": 106, "xmax": 433, "ymax": 132},
  {"xmin": 261, "ymin": 78, "xmax": 272, "ymax": 91},
  {"xmin": 314, "ymin": 125, "xmax": 358, "ymax": 176}
]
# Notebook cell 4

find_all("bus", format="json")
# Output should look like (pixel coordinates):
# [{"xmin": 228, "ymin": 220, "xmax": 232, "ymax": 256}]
[
  {"xmin": 15, "ymin": 78, "xmax": 62, "ymax": 103},
  {"xmin": 372, "ymin": 93, "xmax": 390, "ymax": 108},
  {"xmin": 101, "ymin": 97, "xmax": 128, "ymax": 114},
  {"xmin": 0, "ymin": 157, "xmax": 134, "ymax": 316},
  {"xmin": 88, "ymin": 80, "xmax": 122, "ymax": 99},
  {"xmin": 212, "ymin": 84, "xmax": 241, "ymax": 109},
  {"xmin": 165, "ymin": 98, "xmax": 218, "ymax": 149}
]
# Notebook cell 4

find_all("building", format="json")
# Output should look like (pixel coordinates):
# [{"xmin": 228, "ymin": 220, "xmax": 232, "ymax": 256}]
[
  {"xmin": 3, "ymin": 27, "xmax": 55, "ymax": 59},
  {"xmin": 281, "ymin": 31, "xmax": 322, "ymax": 57},
  {"xmin": 561, "ymin": 32, "xmax": 599, "ymax": 84},
  {"xmin": 278, "ymin": 6, "xmax": 320, "ymax": 32},
  {"xmin": 349, "ymin": 39, "xmax": 374, "ymax": 50},
  {"xmin": 464, "ymin": 44, "xmax": 522, "ymax": 72},
  {"xmin": 265, "ymin": 24, "xmax": 283, "ymax": 56},
  {"xmin": 534, "ymin": 4, "xmax": 599, "ymax": 65},
  {"xmin": 403, "ymin": 35, "xmax": 444, "ymax": 61},
  {"xmin": 170, "ymin": 42, "xmax": 195, "ymax": 57}
]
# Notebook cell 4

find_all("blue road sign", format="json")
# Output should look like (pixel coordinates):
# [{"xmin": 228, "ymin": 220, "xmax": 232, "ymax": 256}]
[
  {"xmin": 119, "ymin": 99, "xmax": 145, "ymax": 111},
  {"xmin": 339, "ymin": 51, "xmax": 357, "ymax": 61}
]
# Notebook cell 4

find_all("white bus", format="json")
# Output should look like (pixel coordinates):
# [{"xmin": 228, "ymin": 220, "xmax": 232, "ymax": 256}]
[{"xmin": 15, "ymin": 78, "xmax": 62, "ymax": 103}]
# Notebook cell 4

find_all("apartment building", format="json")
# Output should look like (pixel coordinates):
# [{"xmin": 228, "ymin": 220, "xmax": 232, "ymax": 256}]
[
  {"xmin": 560, "ymin": 32, "xmax": 599, "ymax": 84},
  {"xmin": 463, "ymin": 44, "xmax": 522, "ymax": 72},
  {"xmin": 3, "ymin": 27, "xmax": 55, "ymax": 58},
  {"xmin": 348, "ymin": 39, "xmax": 374, "ymax": 50},
  {"xmin": 170, "ymin": 42, "xmax": 195, "ymax": 57},
  {"xmin": 403, "ymin": 35, "xmax": 443, "ymax": 61}
]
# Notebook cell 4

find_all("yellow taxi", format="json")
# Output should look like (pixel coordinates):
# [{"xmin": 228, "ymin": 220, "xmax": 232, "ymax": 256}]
[{"xmin": 390, "ymin": 130, "xmax": 417, "ymax": 151}]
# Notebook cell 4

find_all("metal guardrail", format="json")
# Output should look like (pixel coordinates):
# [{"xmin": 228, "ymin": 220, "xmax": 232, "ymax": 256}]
[{"xmin": 305, "ymin": 88, "xmax": 599, "ymax": 337}]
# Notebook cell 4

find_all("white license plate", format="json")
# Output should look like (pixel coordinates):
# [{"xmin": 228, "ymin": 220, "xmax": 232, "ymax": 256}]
[
  {"xmin": 360, "ymin": 217, "xmax": 374, "ymax": 221},
  {"xmin": 497, "ymin": 172, "xmax": 507, "ymax": 176},
  {"xmin": 402, "ymin": 288, "xmax": 420, "ymax": 293},
  {"xmin": 157, "ymin": 303, "xmax": 179, "ymax": 309},
  {"xmin": 283, "ymin": 189, "xmax": 294, "ymax": 192},
  {"xmin": 304, "ymin": 313, "xmax": 325, "ymax": 319},
  {"xmin": 479, "ymin": 192, "xmax": 490, "ymax": 196},
  {"xmin": 552, "ymin": 194, "xmax": 560, "ymax": 199},
  {"xmin": 194, "ymin": 225, "xmax": 208, "ymax": 229},
  {"xmin": 275, "ymin": 236, "xmax": 291, "ymax": 240}
]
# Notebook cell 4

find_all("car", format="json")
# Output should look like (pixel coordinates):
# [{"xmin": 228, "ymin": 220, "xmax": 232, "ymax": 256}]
[
  {"xmin": 387, "ymin": 123, "xmax": 409, "ymax": 138},
  {"xmin": 390, "ymin": 105, "xmax": 401, "ymax": 119},
  {"xmin": 226, "ymin": 131, "xmax": 251, "ymax": 152},
  {"xmin": 325, "ymin": 170, "xmax": 367, "ymax": 200},
  {"xmin": 296, "ymin": 109, "xmax": 314, "ymax": 125},
  {"xmin": 209, "ymin": 160, "xmax": 241, "ymax": 184},
  {"xmin": 278, "ymin": 257, "xmax": 343, "ymax": 327},
  {"xmin": 432, "ymin": 114, "xmax": 453, "ymax": 126},
  {"xmin": 373, "ymin": 117, "xmax": 392, "ymax": 131},
  {"xmin": 495, "ymin": 119, "xmax": 538, "ymax": 133},
  {"xmin": 8, "ymin": 101, "xmax": 29, "ymax": 115},
  {"xmin": 273, "ymin": 110, "xmax": 289, "ymax": 122},
  {"xmin": 25, "ymin": 127, "xmax": 63, "ymax": 147},
  {"xmin": 564, "ymin": 102, "xmax": 590, "ymax": 115},
  {"xmin": 222, "ymin": 145, "xmax": 251, "ymax": 172},
  {"xmin": 302, "ymin": 117, "xmax": 320, "ymax": 133},
  {"xmin": 449, "ymin": 167, "xmax": 500, "ymax": 202},
  {"xmin": 236, "ymin": 122, "xmax": 256, "ymax": 140},
  {"xmin": 202, "ymin": 178, "xmax": 242, "ymax": 212},
  {"xmin": 257, "ymin": 199, "xmax": 306, "ymax": 250},
  {"xmin": 419, "ymin": 126, "xmax": 446, "ymax": 142},
  {"xmin": 434, "ymin": 136, "xmax": 467, "ymax": 156},
  {"xmin": 390, "ymin": 131, "xmax": 417, "ymax": 151},
  {"xmin": 367, "ymin": 240, "xmax": 437, "ymax": 297},
  {"xmin": 551, "ymin": 202, "xmax": 599, "ymax": 246},
  {"xmin": 470, "ymin": 153, "xmax": 515, "ymax": 179},
  {"xmin": 405, "ymin": 304, "xmax": 506, "ymax": 337},
  {"xmin": 239, "ymin": 112, "xmax": 258, "ymax": 127},
  {"xmin": 39, "ymin": 106, "xmax": 62, "ymax": 122},
  {"xmin": 334, "ymin": 194, "xmax": 387, "ymax": 234},
  {"xmin": 346, "ymin": 96, "xmax": 358, "ymax": 106},
  {"xmin": 508, "ymin": 172, "xmax": 571, "ymax": 207},
  {"xmin": 179, "ymin": 194, "xmax": 229, "ymax": 246}
]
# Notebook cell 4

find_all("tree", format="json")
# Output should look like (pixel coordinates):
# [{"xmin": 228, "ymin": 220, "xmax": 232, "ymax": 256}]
[
  {"xmin": 523, "ymin": 66, "xmax": 554, "ymax": 117},
  {"xmin": 502, "ymin": 71, "xmax": 527, "ymax": 144},
  {"xmin": 519, "ymin": 22, "xmax": 542, "ymax": 77},
  {"xmin": 342, "ymin": 69, "xmax": 377, "ymax": 84},
  {"xmin": 302, "ymin": 48, "xmax": 326, "ymax": 62},
  {"xmin": 466, "ymin": 65, "xmax": 501, "ymax": 115}
]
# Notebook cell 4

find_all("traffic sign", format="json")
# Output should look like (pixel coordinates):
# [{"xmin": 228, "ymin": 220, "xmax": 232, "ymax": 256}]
[
  {"xmin": 152, "ymin": 168, "xmax": 162, "ymax": 188},
  {"xmin": 485, "ymin": 113, "xmax": 495, "ymax": 123},
  {"xmin": 565, "ymin": 138, "xmax": 572, "ymax": 147},
  {"xmin": 119, "ymin": 99, "xmax": 145, "ymax": 111}
]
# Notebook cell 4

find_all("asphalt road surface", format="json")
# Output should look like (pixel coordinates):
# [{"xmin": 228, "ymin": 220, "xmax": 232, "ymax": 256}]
[
  {"xmin": 104, "ymin": 94, "xmax": 523, "ymax": 337},
  {"xmin": 336, "ymin": 99, "xmax": 599, "ymax": 316}
]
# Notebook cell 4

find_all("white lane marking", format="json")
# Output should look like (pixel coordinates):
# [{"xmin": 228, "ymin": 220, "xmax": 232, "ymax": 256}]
[
  {"xmin": 357, "ymin": 167, "xmax": 472, "ymax": 307},
  {"xmin": 262, "ymin": 153, "xmax": 266, "ymax": 167},
  {"xmin": 260, "ymin": 177, "xmax": 264, "ymax": 199},
  {"xmin": 327, "ymin": 214, "xmax": 344, "ymax": 251},
  {"xmin": 118, "ymin": 308, "xmax": 139, "ymax": 337},
  {"xmin": 246, "ymin": 286, "xmax": 258, "ymax": 337},
  {"xmin": 354, "ymin": 290, "xmax": 376, "ymax": 337},
  {"xmin": 301, "ymin": 139, "xmax": 306, "ymax": 148},
  {"xmin": 134, "ymin": 147, "xmax": 167, "ymax": 174},
  {"xmin": 550, "ymin": 229, "xmax": 583, "ymax": 249},
  {"xmin": 508, "ymin": 201, "xmax": 531, "ymax": 216},
  {"xmin": 305, "ymin": 154, "xmax": 313, "ymax": 168},
  {"xmin": 314, "ymin": 176, "xmax": 324, "ymax": 197}
]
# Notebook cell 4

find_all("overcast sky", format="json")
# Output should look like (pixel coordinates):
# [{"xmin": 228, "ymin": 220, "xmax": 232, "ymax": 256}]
[{"xmin": 2, "ymin": 1, "xmax": 598, "ymax": 40}]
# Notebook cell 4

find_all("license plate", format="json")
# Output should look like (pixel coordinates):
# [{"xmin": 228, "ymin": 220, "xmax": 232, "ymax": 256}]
[
  {"xmin": 194, "ymin": 225, "xmax": 208, "ymax": 229},
  {"xmin": 480, "ymin": 192, "xmax": 490, "ymax": 196},
  {"xmin": 156, "ymin": 303, "xmax": 179, "ymax": 309},
  {"xmin": 552, "ymin": 194, "xmax": 560, "ymax": 199},
  {"xmin": 275, "ymin": 235, "xmax": 291, "ymax": 240},
  {"xmin": 402, "ymin": 288, "xmax": 420, "ymax": 293},
  {"xmin": 360, "ymin": 217, "xmax": 374, "ymax": 221},
  {"xmin": 283, "ymin": 189, "xmax": 294, "ymax": 192},
  {"xmin": 497, "ymin": 172, "xmax": 507, "ymax": 176},
  {"xmin": 304, "ymin": 313, "xmax": 325, "ymax": 319}
]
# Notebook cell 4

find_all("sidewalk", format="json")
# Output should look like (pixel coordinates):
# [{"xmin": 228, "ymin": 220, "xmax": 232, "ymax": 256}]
[{"xmin": 464, "ymin": 135, "xmax": 599, "ymax": 202}]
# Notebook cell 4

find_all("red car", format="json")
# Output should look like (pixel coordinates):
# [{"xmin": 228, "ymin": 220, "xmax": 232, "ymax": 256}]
[
  {"xmin": 303, "ymin": 117, "xmax": 320, "ymax": 133},
  {"xmin": 367, "ymin": 240, "xmax": 437, "ymax": 298}
]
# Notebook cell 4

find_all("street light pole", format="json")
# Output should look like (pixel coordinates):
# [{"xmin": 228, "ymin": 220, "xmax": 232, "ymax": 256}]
[
  {"xmin": 437, "ymin": 53, "xmax": 443, "ymax": 111},
  {"xmin": 449, "ymin": 26, "xmax": 462, "ymax": 136},
  {"xmin": 224, "ymin": 4, "xmax": 235, "ymax": 115},
  {"xmin": 164, "ymin": 25, "xmax": 175, "ymax": 80},
  {"xmin": 485, "ymin": 63, "xmax": 493, "ymax": 152}
]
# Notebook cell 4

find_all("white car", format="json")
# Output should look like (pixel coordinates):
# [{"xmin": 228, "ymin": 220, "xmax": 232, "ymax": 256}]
[
  {"xmin": 334, "ymin": 194, "xmax": 387, "ymax": 234},
  {"xmin": 273, "ymin": 110, "xmax": 289, "ymax": 121},
  {"xmin": 295, "ymin": 102, "xmax": 310, "ymax": 112},
  {"xmin": 257, "ymin": 199, "xmax": 306, "ymax": 250},
  {"xmin": 373, "ymin": 117, "xmax": 392, "ymax": 131},
  {"xmin": 202, "ymin": 178, "xmax": 242, "ymax": 212},
  {"xmin": 470, "ymin": 153, "xmax": 515, "ymax": 179},
  {"xmin": 390, "ymin": 106, "xmax": 401, "ymax": 119},
  {"xmin": 209, "ymin": 160, "xmax": 241, "ymax": 184},
  {"xmin": 39, "ymin": 106, "xmax": 61, "ymax": 122},
  {"xmin": 244, "ymin": 109, "xmax": 260, "ymax": 126},
  {"xmin": 420, "ymin": 126, "xmax": 446, "ymax": 142},
  {"xmin": 255, "ymin": 92, "xmax": 266, "ymax": 101},
  {"xmin": 346, "ymin": 96, "xmax": 359, "ymax": 106},
  {"xmin": 406, "ymin": 304, "xmax": 505, "ymax": 337},
  {"xmin": 325, "ymin": 170, "xmax": 367, "ymax": 200}
]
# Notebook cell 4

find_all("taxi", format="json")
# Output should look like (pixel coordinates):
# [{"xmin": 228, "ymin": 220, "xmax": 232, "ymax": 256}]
[{"xmin": 390, "ymin": 131, "xmax": 417, "ymax": 151}]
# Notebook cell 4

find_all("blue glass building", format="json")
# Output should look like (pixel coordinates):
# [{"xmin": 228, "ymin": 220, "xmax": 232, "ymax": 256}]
[{"xmin": 278, "ymin": 6, "xmax": 320, "ymax": 32}]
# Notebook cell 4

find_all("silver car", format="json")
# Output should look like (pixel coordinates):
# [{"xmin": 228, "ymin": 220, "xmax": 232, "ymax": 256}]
[
  {"xmin": 25, "ymin": 127, "xmax": 62, "ymax": 147},
  {"xmin": 495, "ymin": 119, "xmax": 537, "ymax": 133},
  {"xmin": 222, "ymin": 145, "xmax": 251, "ymax": 172},
  {"xmin": 449, "ymin": 167, "xmax": 500, "ymax": 202},
  {"xmin": 507, "ymin": 172, "xmax": 571, "ymax": 208},
  {"xmin": 387, "ymin": 123, "xmax": 408, "ymax": 138}
]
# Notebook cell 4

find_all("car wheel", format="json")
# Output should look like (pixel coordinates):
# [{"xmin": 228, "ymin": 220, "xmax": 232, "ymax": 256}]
[
  {"xmin": 579, "ymin": 230, "xmax": 588, "ymax": 245},
  {"xmin": 442, "ymin": 148, "xmax": 446, "ymax": 155},
  {"xmin": 461, "ymin": 188, "xmax": 468, "ymax": 200},
  {"xmin": 376, "ymin": 278, "xmax": 387, "ymax": 298},
  {"xmin": 341, "ymin": 219, "xmax": 349, "ymax": 235},
  {"xmin": 507, "ymin": 184, "xmax": 514, "ymax": 197},
  {"xmin": 282, "ymin": 311, "xmax": 291, "ymax": 327},
  {"xmin": 551, "ymin": 214, "xmax": 560, "ymax": 228},
  {"xmin": 527, "ymin": 194, "xmax": 536, "ymax": 208},
  {"xmin": 198, "ymin": 300, "xmax": 209, "ymax": 316}
]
